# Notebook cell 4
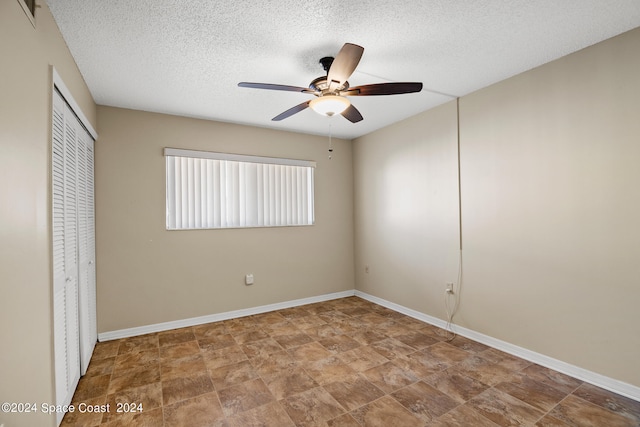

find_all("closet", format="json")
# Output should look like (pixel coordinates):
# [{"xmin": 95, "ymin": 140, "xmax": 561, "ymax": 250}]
[{"xmin": 52, "ymin": 81, "xmax": 97, "ymax": 425}]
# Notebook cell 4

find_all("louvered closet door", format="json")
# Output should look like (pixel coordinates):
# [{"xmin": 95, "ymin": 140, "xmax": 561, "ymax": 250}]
[
  {"xmin": 52, "ymin": 90, "xmax": 71, "ymax": 409},
  {"xmin": 52, "ymin": 88, "xmax": 96, "ymax": 423},
  {"xmin": 52, "ymin": 91, "xmax": 81, "ymax": 414},
  {"xmin": 78, "ymin": 127, "xmax": 97, "ymax": 375}
]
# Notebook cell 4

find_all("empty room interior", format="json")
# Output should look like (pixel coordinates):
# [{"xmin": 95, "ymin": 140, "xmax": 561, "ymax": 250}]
[{"xmin": 1, "ymin": 1, "xmax": 640, "ymax": 426}]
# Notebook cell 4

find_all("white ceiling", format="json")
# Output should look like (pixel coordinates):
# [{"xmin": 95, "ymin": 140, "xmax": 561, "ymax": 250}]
[{"xmin": 46, "ymin": 0, "xmax": 640, "ymax": 140}]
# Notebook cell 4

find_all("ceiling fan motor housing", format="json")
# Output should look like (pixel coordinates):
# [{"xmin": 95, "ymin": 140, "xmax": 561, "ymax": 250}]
[{"xmin": 319, "ymin": 56, "xmax": 334, "ymax": 72}]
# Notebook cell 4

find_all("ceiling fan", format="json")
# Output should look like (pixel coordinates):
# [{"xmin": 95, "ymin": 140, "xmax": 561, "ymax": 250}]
[{"xmin": 238, "ymin": 43, "xmax": 423, "ymax": 123}]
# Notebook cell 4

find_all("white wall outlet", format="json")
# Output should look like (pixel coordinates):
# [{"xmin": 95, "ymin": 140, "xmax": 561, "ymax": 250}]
[
  {"xmin": 245, "ymin": 274, "xmax": 254, "ymax": 285},
  {"xmin": 446, "ymin": 282, "xmax": 454, "ymax": 293}
]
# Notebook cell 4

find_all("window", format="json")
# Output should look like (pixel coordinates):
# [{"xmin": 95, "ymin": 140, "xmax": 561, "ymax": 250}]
[{"xmin": 165, "ymin": 148, "xmax": 315, "ymax": 230}]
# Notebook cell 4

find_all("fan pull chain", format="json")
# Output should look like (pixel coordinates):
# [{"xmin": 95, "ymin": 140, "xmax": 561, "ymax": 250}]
[{"xmin": 328, "ymin": 119, "xmax": 334, "ymax": 160}]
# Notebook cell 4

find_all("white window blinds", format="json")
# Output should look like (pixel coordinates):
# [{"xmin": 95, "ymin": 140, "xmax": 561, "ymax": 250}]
[{"xmin": 165, "ymin": 148, "xmax": 316, "ymax": 230}]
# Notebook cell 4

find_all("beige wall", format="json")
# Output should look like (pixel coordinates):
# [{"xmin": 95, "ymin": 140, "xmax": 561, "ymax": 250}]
[
  {"xmin": 95, "ymin": 107, "xmax": 354, "ymax": 332},
  {"xmin": 354, "ymin": 28, "xmax": 640, "ymax": 387},
  {"xmin": 0, "ymin": 2, "xmax": 97, "ymax": 426},
  {"xmin": 353, "ymin": 101, "xmax": 461, "ymax": 315}
]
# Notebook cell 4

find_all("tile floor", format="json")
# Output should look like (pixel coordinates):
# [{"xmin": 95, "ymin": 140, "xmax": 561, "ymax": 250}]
[{"xmin": 62, "ymin": 297, "xmax": 640, "ymax": 426}]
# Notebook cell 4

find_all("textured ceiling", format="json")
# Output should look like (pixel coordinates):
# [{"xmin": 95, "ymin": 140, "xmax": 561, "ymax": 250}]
[{"xmin": 46, "ymin": 0, "xmax": 640, "ymax": 139}]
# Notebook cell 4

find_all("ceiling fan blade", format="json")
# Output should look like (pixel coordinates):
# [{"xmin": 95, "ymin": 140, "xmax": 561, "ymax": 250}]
[
  {"xmin": 342, "ymin": 82, "xmax": 423, "ymax": 96},
  {"xmin": 272, "ymin": 101, "xmax": 311, "ymax": 121},
  {"xmin": 238, "ymin": 82, "xmax": 314, "ymax": 94},
  {"xmin": 327, "ymin": 43, "xmax": 364, "ymax": 90},
  {"xmin": 341, "ymin": 104, "xmax": 363, "ymax": 123}
]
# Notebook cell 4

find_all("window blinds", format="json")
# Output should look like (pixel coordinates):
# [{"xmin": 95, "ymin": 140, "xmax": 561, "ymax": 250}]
[{"xmin": 165, "ymin": 148, "xmax": 316, "ymax": 230}]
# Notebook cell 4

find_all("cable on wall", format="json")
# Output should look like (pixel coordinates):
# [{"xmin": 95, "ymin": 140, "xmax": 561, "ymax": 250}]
[{"xmin": 440, "ymin": 97, "xmax": 463, "ymax": 341}]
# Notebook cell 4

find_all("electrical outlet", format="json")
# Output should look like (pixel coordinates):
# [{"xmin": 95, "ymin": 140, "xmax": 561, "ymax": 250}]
[
  {"xmin": 365, "ymin": 265, "xmax": 370, "ymax": 274},
  {"xmin": 446, "ymin": 282, "xmax": 454, "ymax": 294}
]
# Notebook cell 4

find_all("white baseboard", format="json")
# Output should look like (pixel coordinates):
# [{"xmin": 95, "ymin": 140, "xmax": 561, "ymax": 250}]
[
  {"xmin": 354, "ymin": 290, "xmax": 640, "ymax": 402},
  {"xmin": 98, "ymin": 290, "xmax": 355, "ymax": 342}
]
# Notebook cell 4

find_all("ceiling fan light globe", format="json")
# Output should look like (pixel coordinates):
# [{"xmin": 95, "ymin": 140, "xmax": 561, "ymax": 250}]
[{"xmin": 310, "ymin": 95, "xmax": 350, "ymax": 117}]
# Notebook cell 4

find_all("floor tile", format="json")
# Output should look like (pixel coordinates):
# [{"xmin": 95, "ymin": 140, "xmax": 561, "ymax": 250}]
[
  {"xmin": 160, "ymin": 341, "xmax": 201, "ymax": 362},
  {"xmin": 348, "ymin": 329, "xmax": 387, "ymax": 346},
  {"xmin": 294, "ymin": 314, "xmax": 328, "ymax": 330},
  {"xmin": 350, "ymin": 395, "xmax": 424, "ymax": 427},
  {"xmin": 572, "ymin": 382, "xmax": 640, "ymax": 424},
  {"xmin": 217, "ymin": 378, "xmax": 275, "ymax": 417},
  {"xmin": 249, "ymin": 311, "xmax": 287, "ymax": 325},
  {"xmin": 192, "ymin": 322, "xmax": 228, "ymax": 339},
  {"xmin": 263, "ymin": 321, "xmax": 301, "ymax": 336},
  {"xmin": 273, "ymin": 331, "xmax": 315, "ymax": 349},
  {"xmin": 452, "ymin": 354, "xmax": 515, "ymax": 386},
  {"xmin": 61, "ymin": 395, "xmax": 106, "ymax": 426},
  {"xmin": 548, "ymin": 394, "xmax": 637, "ymax": 427},
  {"xmin": 118, "ymin": 334, "xmax": 159, "ymax": 355},
  {"xmin": 424, "ymin": 368, "xmax": 490, "ymax": 403},
  {"xmin": 391, "ymin": 351, "xmax": 449, "ymax": 379},
  {"xmin": 479, "ymin": 348, "xmax": 533, "ymax": 371},
  {"xmin": 521, "ymin": 364, "xmax": 583, "ymax": 395},
  {"xmin": 281, "ymin": 386, "xmax": 346, "ymax": 427},
  {"xmin": 108, "ymin": 365, "xmax": 161, "ymax": 394},
  {"xmin": 418, "ymin": 325, "xmax": 450, "ymax": 342},
  {"xmin": 198, "ymin": 333, "xmax": 237, "ymax": 351},
  {"xmin": 318, "ymin": 334, "xmax": 361, "ymax": 354},
  {"xmin": 161, "ymin": 371, "xmax": 215, "ymax": 406},
  {"xmin": 158, "ymin": 328, "xmax": 196, "ymax": 347},
  {"xmin": 114, "ymin": 348, "xmax": 160, "ymax": 374},
  {"xmin": 494, "ymin": 372, "xmax": 568, "ymax": 412},
  {"xmin": 318, "ymin": 310, "xmax": 352, "ymax": 323},
  {"xmin": 92, "ymin": 340, "xmax": 120, "ymax": 360},
  {"xmin": 163, "ymin": 392, "xmax": 225, "ymax": 427},
  {"xmin": 323, "ymin": 373, "xmax": 385, "ymax": 411},
  {"xmin": 85, "ymin": 355, "xmax": 116, "ymax": 377},
  {"xmin": 534, "ymin": 414, "xmax": 573, "ymax": 426},
  {"xmin": 327, "ymin": 412, "xmax": 362, "ymax": 427},
  {"xmin": 201, "ymin": 344, "xmax": 248, "ymax": 371},
  {"xmin": 303, "ymin": 323, "xmax": 343, "ymax": 340},
  {"xmin": 73, "ymin": 373, "xmax": 111, "ymax": 401},
  {"xmin": 225, "ymin": 401, "xmax": 295, "ymax": 427},
  {"xmin": 467, "ymin": 387, "xmax": 545, "ymax": 426},
  {"xmin": 393, "ymin": 330, "xmax": 440, "ymax": 349},
  {"xmin": 160, "ymin": 353, "xmax": 207, "ymax": 381},
  {"xmin": 263, "ymin": 367, "xmax": 318, "ymax": 400},
  {"xmin": 338, "ymin": 345, "xmax": 389, "ymax": 372},
  {"xmin": 241, "ymin": 337, "xmax": 285, "ymax": 358},
  {"xmin": 224, "ymin": 317, "xmax": 259, "ymax": 334},
  {"xmin": 427, "ymin": 404, "xmax": 501, "ymax": 427},
  {"xmin": 302, "ymin": 356, "xmax": 356, "ymax": 385},
  {"xmin": 369, "ymin": 337, "xmax": 416, "ymax": 359},
  {"xmin": 362, "ymin": 361, "xmax": 419, "ymax": 393},
  {"xmin": 209, "ymin": 359, "xmax": 259, "ymax": 390},
  {"xmin": 391, "ymin": 380, "xmax": 458, "ymax": 422},
  {"xmin": 102, "ymin": 382, "xmax": 163, "ymax": 424},
  {"xmin": 100, "ymin": 406, "xmax": 164, "ymax": 427},
  {"xmin": 448, "ymin": 335, "xmax": 491, "ymax": 353},
  {"xmin": 288, "ymin": 341, "xmax": 333, "ymax": 362},
  {"xmin": 424, "ymin": 341, "xmax": 473, "ymax": 364},
  {"xmin": 232, "ymin": 329, "xmax": 270, "ymax": 345},
  {"xmin": 249, "ymin": 349, "xmax": 298, "ymax": 377}
]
